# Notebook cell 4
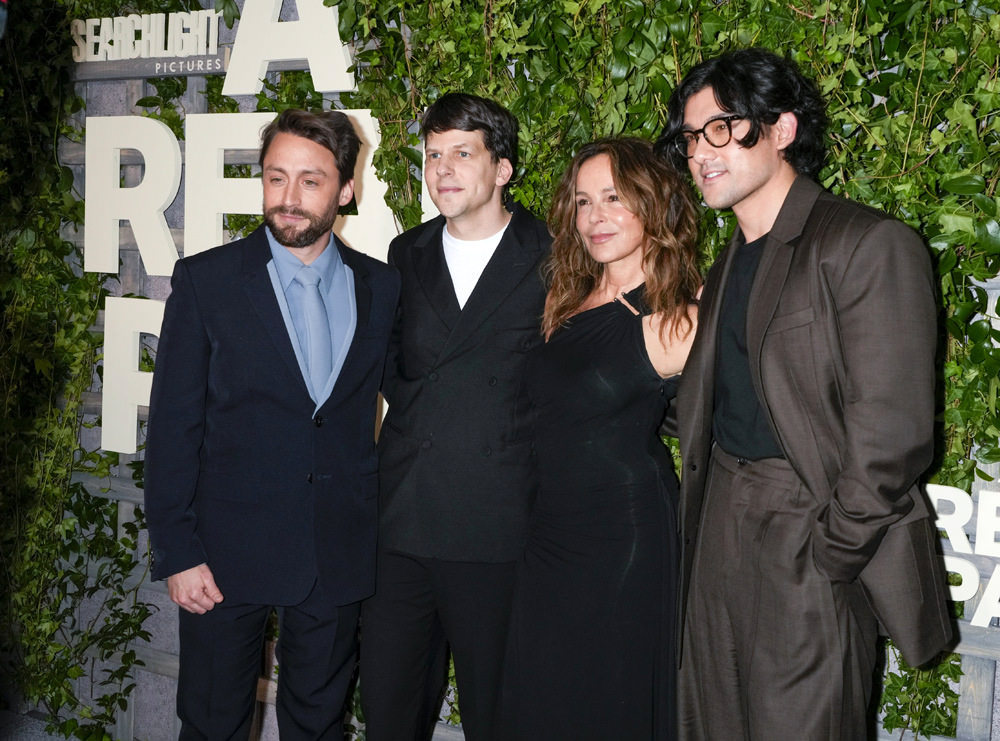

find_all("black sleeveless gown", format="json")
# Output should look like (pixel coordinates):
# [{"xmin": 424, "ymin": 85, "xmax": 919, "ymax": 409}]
[{"xmin": 501, "ymin": 285, "xmax": 679, "ymax": 740}]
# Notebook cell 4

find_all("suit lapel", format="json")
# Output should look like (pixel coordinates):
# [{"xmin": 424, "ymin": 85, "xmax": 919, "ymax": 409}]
[
  {"xmin": 411, "ymin": 216, "xmax": 463, "ymax": 330},
  {"xmin": 323, "ymin": 238, "xmax": 373, "ymax": 410},
  {"xmin": 745, "ymin": 237, "xmax": 794, "ymax": 372},
  {"xmin": 241, "ymin": 228, "xmax": 311, "ymax": 397},
  {"xmin": 445, "ymin": 207, "xmax": 545, "ymax": 349},
  {"xmin": 448, "ymin": 239, "xmax": 536, "ymax": 341},
  {"xmin": 745, "ymin": 176, "xmax": 822, "ymax": 387},
  {"xmin": 346, "ymin": 241, "xmax": 373, "ymax": 337},
  {"xmin": 679, "ymin": 241, "xmax": 736, "ymax": 454}
]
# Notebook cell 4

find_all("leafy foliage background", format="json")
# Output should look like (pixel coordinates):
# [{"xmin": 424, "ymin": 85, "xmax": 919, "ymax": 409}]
[
  {"xmin": 3, "ymin": 0, "xmax": 999, "ymax": 737},
  {"xmin": 317, "ymin": 0, "xmax": 995, "ymax": 735},
  {"xmin": 0, "ymin": 1, "xmax": 185, "ymax": 737}
]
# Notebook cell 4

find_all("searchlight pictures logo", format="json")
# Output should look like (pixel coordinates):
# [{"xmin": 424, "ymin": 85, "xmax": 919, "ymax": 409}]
[{"xmin": 71, "ymin": 8, "xmax": 227, "ymax": 79}]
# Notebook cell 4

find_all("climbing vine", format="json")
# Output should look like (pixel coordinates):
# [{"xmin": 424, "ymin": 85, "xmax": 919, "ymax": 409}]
[
  {"xmin": 3, "ymin": 0, "xmax": 999, "ymax": 737},
  {"xmin": 0, "ymin": 1, "xmax": 192, "ymax": 738},
  {"xmin": 324, "ymin": 0, "xmax": 998, "ymax": 736}
]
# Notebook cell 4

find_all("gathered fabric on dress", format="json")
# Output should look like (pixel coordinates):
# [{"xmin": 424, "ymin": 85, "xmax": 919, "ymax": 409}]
[{"xmin": 501, "ymin": 285, "xmax": 679, "ymax": 741}]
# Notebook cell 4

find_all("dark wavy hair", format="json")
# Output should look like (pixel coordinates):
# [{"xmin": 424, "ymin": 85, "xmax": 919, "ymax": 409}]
[
  {"xmin": 259, "ymin": 108, "xmax": 361, "ymax": 183},
  {"xmin": 655, "ymin": 48, "xmax": 828, "ymax": 179},
  {"xmin": 543, "ymin": 137, "xmax": 701, "ymax": 341}
]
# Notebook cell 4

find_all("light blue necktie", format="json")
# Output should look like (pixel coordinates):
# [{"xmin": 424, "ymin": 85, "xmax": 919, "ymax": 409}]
[{"xmin": 293, "ymin": 265, "xmax": 332, "ymax": 396}]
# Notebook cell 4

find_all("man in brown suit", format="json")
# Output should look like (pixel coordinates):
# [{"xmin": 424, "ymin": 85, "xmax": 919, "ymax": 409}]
[{"xmin": 655, "ymin": 48, "xmax": 953, "ymax": 739}]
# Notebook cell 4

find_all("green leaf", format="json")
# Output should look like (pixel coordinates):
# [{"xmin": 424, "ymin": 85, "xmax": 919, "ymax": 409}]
[
  {"xmin": 942, "ymin": 175, "xmax": 987, "ymax": 195},
  {"xmin": 968, "ymin": 319, "xmax": 992, "ymax": 343},
  {"xmin": 610, "ymin": 50, "xmax": 631, "ymax": 83},
  {"xmin": 401, "ymin": 147, "xmax": 423, "ymax": 169},
  {"xmin": 665, "ymin": 13, "xmax": 690, "ymax": 36},
  {"xmin": 972, "ymin": 194, "xmax": 997, "ymax": 217},
  {"xmin": 937, "ymin": 248, "xmax": 958, "ymax": 274},
  {"xmin": 976, "ymin": 219, "xmax": 1000, "ymax": 254},
  {"xmin": 219, "ymin": 0, "xmax": 241, "ymax": 29}
]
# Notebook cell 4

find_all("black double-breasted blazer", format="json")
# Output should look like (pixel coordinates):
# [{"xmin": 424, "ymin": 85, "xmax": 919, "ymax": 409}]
[
  {"xmin": 677, "ymin": 176, "xmax": 953, "ymax": 666},
  {"xmin": 377, "ymin": 204, "xmax": 551, "ymax": 562},
  {"xmin": 145, "ymin": 226, "xmax": 400, "ymax": 607}
]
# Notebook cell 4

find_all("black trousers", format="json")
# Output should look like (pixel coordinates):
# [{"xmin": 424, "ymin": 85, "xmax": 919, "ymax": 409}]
[
  {"xmin": 679, "ymin": 447, "xmax": 878, "ymax": 741},
  {"xmin": 177, "ymin": 580, "xmax": 360, "ymax": 741},
  {"xmin": 360, "ymin": 550, "xmax": 518, "ymax": 741}
]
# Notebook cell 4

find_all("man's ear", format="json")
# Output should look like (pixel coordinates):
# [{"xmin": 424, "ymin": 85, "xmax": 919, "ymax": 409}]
[
  {"xmin": 338, "ymin": 179, "xmax": 356, "ymax": 207},
  {"xmin": 495, "ymin": 158, "xmax": 514, "ymax": 187},
  {"xmin": 774, "ymin": 111, "xmax": 798, "ymax": 152}
]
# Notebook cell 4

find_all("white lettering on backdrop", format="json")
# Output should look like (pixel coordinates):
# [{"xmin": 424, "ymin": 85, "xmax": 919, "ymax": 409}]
[
  {"xmin": 928, "ymin": 484, "xmax": 1000, "ymax": 628},
  {"xmin": 84, "ymin": 0, "xmax": 395, "ymax": 453}
]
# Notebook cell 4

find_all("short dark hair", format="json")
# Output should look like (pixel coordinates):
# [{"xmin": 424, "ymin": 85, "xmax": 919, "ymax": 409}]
[
  {"xmin": 655, "ymin": 48, "xmax": 828, "ymax": 179},
  {"xmin": 259, "ymin": 108, "xmax": 361, "ymax": 183},
  {"xmin": 421, "ymin": 93, "xmax": 520, "ymax": 174}
]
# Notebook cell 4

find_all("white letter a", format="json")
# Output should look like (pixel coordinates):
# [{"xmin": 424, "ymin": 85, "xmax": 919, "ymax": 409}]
[{"xmin": 222, "ymin": 0, "xmax": 354, "ymax": 96}]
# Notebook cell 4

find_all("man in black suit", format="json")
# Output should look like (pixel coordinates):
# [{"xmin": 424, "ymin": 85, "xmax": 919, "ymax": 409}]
[
  {"xmin": 360, "ymin": 93, "xmax": 550, "ymax": 741},
  {"xmin": 145, "ymin": 108, "xmax": 399, "ymax": 740}
]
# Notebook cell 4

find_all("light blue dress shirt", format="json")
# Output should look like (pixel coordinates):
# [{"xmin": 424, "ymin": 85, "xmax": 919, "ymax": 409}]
[{"xmin": 265, "ymin": 227, "xmax": 357, "ymax": 412}]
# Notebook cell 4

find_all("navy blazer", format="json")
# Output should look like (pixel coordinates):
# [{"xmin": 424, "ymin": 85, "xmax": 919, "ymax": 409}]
[
  {"xmin": 377, "ymin": 204, "xmax": 551, "ymax": 562},
  {"xmin": 145, "ymin": 225, "xmax": 400, "ymax": 607}
]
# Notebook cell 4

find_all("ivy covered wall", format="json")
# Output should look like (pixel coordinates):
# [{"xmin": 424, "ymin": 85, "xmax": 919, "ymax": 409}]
[
  {"xmin": 0, "ymin": 2, "xmax": 173, "ymax": 736},
  {"xmin": 321, "ymin": 2, "xmax": 996, "ymax": 736},
  {"xmin": 1, "ymin": 0, "xmax": 999, "ymax": 738}
]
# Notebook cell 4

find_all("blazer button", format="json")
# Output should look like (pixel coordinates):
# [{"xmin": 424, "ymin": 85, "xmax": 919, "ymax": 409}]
[
  {"xmin": 314, "ymin": 415, "xmax": 324, "ymax": 427},
  {"xmin": 488, "ymin": 376, "xmax": 498, "ymax": 386},
  {"xmin": 306, "ymin": 473, "xmax": 314, "ymax": 484},
  {"xmin": 689, "ymin": 463, "xmax": 697, "ymax": 471},
  {"xmin": 428, "ymin": 371, "xmax": 439, "ymax": 381},
  {"xmin": 482, "ymin": 446, "xmax": 492, "ymax": 457}
]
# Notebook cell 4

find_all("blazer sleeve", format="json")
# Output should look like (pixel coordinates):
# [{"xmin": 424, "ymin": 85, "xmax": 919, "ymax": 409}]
[
  {"xmin": 144, "ymin": 259, "xmax": 211, "ymax": 581},
  {"xmin": 380, "ymin": 240, "xmax": 403, "ymax": 403},
  {"xmin": 659, "ymin": 397, "xmax": 679, "ymax": 438},
  {"xmin": 812, "ymin": 218, "xmax": 937, "ymax": 583}
]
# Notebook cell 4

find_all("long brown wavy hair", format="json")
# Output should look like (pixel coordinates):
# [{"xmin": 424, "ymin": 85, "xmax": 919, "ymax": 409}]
[{"xmin": 542, "ymin": 137, "xmax": 701, "ymax": 340}]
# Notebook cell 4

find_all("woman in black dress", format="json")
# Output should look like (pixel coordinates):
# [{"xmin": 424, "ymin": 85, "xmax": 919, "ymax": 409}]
[{"xmin": 501, "ymin": 138, "xmax": 701, "ymax": 740}]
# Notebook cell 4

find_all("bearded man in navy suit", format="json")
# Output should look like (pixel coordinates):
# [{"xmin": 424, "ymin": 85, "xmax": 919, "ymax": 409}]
[{"xmin": 145, "ymin": 108, "xmax": 399, "ymax": 740}]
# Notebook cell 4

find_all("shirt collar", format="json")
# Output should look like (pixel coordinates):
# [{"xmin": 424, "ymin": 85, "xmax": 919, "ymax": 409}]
[{"xmin": 265, "ymin": 226, "xmax": 343, "ymax": 290}]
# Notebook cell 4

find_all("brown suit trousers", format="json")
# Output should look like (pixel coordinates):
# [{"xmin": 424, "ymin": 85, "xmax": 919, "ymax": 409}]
[{"xmin": 679, "ymin": 448, "xmax": 878, "ymax": 740}]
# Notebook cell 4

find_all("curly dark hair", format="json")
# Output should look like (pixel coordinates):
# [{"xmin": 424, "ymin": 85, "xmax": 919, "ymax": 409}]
[{"xmin": 655, "ymin": 48, "xmax": 828, "ymax": 179}]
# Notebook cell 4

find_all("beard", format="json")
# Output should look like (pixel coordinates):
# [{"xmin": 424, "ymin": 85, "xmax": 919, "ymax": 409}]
[{"xmin": 264, "ymin": 202, "xmax": 338, "ymax": 249}]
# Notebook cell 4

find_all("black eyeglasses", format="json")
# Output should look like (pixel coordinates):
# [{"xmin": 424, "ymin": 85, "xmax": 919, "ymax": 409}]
[{"xmin": 673, "ymin": 115, "xmax": 743, "ymax": 158}]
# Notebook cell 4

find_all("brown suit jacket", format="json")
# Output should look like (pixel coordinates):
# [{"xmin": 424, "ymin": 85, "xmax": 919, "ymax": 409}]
[{"xmin": 677, "ymin": 176, "xmax": 953, "ymax": 667}]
